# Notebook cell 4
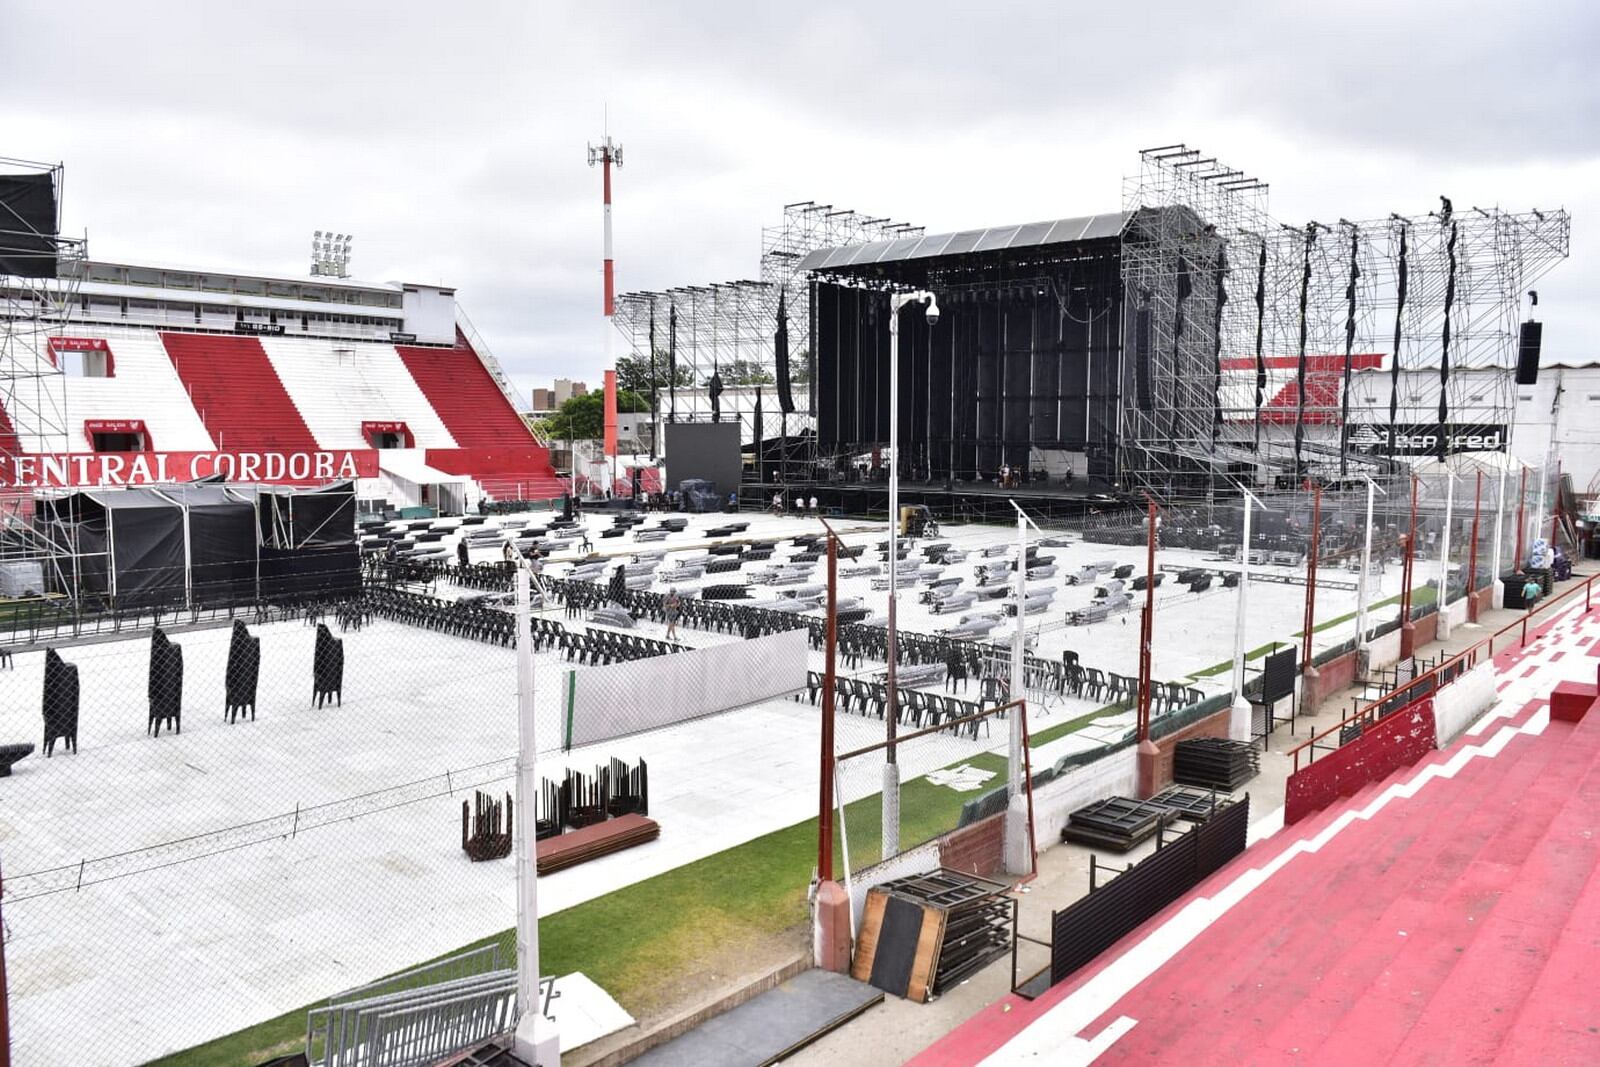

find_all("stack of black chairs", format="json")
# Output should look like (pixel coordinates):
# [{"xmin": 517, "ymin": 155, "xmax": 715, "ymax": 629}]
[{"xmin": 148, "ymin": 627, "xmax": 184, "ymax": 737}]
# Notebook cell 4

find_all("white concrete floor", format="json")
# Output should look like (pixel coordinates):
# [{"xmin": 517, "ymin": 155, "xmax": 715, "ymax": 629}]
[{"xmin": 0, "ymin": 507, "xmax": 1447, "ymax": 1066}]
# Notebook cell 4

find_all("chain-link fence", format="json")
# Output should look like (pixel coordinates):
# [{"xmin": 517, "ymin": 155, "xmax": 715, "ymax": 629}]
[{"xmin": 0, "ymin": 474, "xmax": 1567, "ymax": 1064}]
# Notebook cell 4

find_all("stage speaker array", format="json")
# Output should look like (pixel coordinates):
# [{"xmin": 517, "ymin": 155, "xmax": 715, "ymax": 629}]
[
  {"xmin": 1134, "ymin": 305, "xmax": 1153, "ymax": 412},
  {"xmin": 1515, "ymin": 320, "xmax": 1543, "ymax": 385}
]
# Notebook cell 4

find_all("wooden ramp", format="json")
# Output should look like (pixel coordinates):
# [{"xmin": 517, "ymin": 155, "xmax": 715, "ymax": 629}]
[{"xmin": 629, "ymin": 968, "xmax": 882, "ymax": 1067}]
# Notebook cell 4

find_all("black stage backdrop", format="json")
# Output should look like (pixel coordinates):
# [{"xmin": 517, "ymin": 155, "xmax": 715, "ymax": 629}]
[{"xmin": 815, "ymin": 240, "xmax": 1123, "ymax": 481}]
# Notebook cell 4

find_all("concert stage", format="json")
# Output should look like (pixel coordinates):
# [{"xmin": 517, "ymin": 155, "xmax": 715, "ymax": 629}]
[{"xmin": 745, "ymin": 477, "xmax": 1128, "ymax": 524}]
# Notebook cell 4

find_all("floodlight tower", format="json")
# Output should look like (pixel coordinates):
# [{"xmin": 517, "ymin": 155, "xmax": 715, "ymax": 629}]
[{"xmin": 589, "ymin": 136, "xmax": 623, "ymax": 488}]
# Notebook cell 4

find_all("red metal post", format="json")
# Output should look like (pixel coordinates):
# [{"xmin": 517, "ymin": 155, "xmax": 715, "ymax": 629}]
[
  {"xmin": 1137, "ymin": 499, "xmax": 1157, "ymax": 742},
  {"xmin": 1467, "ymin": 471, "xmax": 1483, "ymax": 621},
  {"xmin": 819, "ymin": 533, "xmax": 838, "ymax": 882},
  {"xmin": 1, "ymin": 861, "xmax": 8, "ymax": 1066},
  {"xmin": 1398, "ymin": 474, "xmax": 1419, "ymax": 657},
  {"xmin": 1301, "ymin": 484, "xmax": 1321, "ymax": 672}
]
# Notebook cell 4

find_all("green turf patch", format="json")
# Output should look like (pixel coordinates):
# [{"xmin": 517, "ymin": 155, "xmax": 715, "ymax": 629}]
[
  {"xmin": 1028, "ymin": 702, "xmax": 1123, "ymax": 747},
  {"xmin": 149, "ymin": 742, "xmax": 1024, "ymax": 1066}
]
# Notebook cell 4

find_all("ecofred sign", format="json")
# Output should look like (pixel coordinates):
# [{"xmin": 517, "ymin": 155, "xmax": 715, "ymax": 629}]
[{"xmin": 1347, "ymin": 423, "xmax": 1506, "ymax": 456}]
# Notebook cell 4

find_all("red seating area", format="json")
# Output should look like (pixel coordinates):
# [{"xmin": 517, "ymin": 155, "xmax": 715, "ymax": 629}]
[
  {"xmin": 397, "ymin": 334, "xmax": 564, "ymax": 500},
  {"xmin": 394, "ymin": 336, "xmax": 536, "ymax": 447},
  {"xmin": 915, "ymin": 614, "xmax": 1600, "ymax": 1065},
  {"xmin": 160, "ymin": 333, "xmax": 318, "ymax": 452}
]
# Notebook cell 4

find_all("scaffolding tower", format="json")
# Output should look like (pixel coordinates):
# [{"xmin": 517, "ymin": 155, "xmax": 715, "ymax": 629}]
[
  {"xmin": 613, "ymin": 202, "xmax": 920, "ymax": 480},
  {"xmin": 1, "ymin": 156, "xmax": 85, "ymax": 588},
  {"xmin": 1120, "ymin": 145, "xmax": 1571, "ymax": 497}
]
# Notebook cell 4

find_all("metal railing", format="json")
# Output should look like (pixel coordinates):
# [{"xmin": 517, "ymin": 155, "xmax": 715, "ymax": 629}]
[
  {"xmin": 307, "ymin": 945, "xmax": 512, "ymax": 1067},
  {"xmin": 1289, "ymin": 571, "xmax": 1600, "ymax": 773}
]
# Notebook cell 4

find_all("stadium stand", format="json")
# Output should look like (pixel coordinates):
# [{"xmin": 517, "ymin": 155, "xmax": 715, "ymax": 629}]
[
  {"xmin": 161, "ymin": 332, "xmax": 319, "ymax": 453},
  {"xmin": 61, "ymin": 328, "xmax": 215, "ymax": 451},
  {"xmin": 261, "ymin": 335, "xmax": 457, "ymax": 450},
  {"xmin": 395, "ymin": 334, "xmax": 532, "ymax": 447},
  {"xmin": 0, "ymin": 252, "xmax": 564, "ymax": 507}
]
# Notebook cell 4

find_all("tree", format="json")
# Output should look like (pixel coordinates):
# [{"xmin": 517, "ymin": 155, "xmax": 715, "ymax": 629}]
[
  {"xmin": 788, "ymin": 347, "xmax": 812, "ymax": 385},
  {"xmin": 535, "ymin": 388, "xmax": 650, "ymax": 440},
  {"xmin": 616, "ymin": 352, "xmax": 694, "ymax": 396},
  {"xmin": 719, "ymin": 359, "xmax": 775, "ymax": 386}
]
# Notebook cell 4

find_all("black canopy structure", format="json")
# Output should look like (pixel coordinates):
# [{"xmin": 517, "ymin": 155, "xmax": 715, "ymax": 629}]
[
  {"xmin": 37, "ymin": 480, "xmax": 358, "ymax": 609},
  {"xmin": 255, "ymin": 481, "xmax": 360, "ymax": 602},
  {"xmin": 38, "ymin": 488, "xmax": 185, "ymax": 609}
]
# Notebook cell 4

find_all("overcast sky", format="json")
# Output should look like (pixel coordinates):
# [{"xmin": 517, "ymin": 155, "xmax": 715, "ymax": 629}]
[{"xmin": 3, "ymin": 0, "xmax": 1596, "ymax": 398}]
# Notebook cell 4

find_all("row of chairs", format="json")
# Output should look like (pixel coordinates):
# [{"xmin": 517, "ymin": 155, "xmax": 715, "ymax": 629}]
[
  {"xmin": 361, "ymin": 588, "xmax": 516, "ymax": 646},
  {"xmin": 802, "ymin": 672, "xmax": 990, "ymax": 738},
  {"xmin": 562, "ymin": 628, "xmax": 686, "ymax": 666}
]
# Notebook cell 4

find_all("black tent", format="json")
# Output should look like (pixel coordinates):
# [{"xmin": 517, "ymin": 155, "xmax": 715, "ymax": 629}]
[
  {"xmin": 38, "ymin": 480, "xmax": 357, "ymax": 610},
  {"xmin": 180, "ymin": 483, "xmax": 258, "ymax": 606},
  {"xmin": 40, "ymin": 489, "xmax": 185, "ymax": 609},
  {"xmin": 255, "ymin": 481, "xmax": 359, "ymax": 602}
]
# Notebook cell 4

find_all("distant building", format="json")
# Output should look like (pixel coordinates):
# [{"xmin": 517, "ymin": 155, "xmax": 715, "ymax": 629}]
[
  {"xmin": 554, "ymin": 378, "xmax": 588, "ymax": 405},
  {"xmin": 528, "ymin": 387, "xmax": 556, "ymax": 413}
]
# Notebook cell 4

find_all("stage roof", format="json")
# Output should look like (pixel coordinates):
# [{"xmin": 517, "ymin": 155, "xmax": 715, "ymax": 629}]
[{"xmin": 797, "ymin": 211, "xmax": 1128, "ymax": 272}]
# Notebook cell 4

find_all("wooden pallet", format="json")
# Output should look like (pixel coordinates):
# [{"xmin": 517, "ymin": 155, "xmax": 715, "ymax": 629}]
[{"xmin": 535, "ymin": 813, "xmax": 659, "ymax": 875}]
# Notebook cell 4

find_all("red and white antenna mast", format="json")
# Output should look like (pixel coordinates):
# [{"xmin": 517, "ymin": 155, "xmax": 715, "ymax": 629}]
[{"xmin": 588, "ymin": 134, "xmax": 622, "ymax": 484}]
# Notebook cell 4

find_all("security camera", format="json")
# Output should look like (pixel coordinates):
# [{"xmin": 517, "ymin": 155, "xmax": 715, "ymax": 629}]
[{"xmin": 924, "ymin": 298, "xmax": 940, "ymax": 327}]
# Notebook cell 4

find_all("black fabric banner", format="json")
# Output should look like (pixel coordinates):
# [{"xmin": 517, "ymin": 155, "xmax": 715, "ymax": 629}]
[
  {"xmin": 1438, "ymin": 220, "xmax": 1458, "ymax": 461},
  {"xmin": 668, "ymin": 303, "xmax": 678, "ymax": 424},
  {"xmin": 1212, "ymin": 248, "xmax": 1228, "ymax": 441},
  {"xmin": 1294, "ymin": 226, "xmax": 1315, "ymax": 472},
  {"xmin": 1253, "ymin": 241, "xmax": 1267, "ymax": 452},
  {"xmin": 1389, "ymin": 226, "xmax": 1408, "ymax": 461},
  {"xmin": 1340, "ymin": 230, "xmax": 1361, "ymax": 475},
  {"xmin": 0, "ymin": 172, "xmax": 59, "ymax": 278},
  {"xmin": 648, "ymin": 302, "xmax": 659, "ymax": 454},
  {"xmin": 708, "ymin": 370, "xmax": 724, "ymax": 423},
  {"xmin": 774, "ymin": 290, "xmax": 796, "ymax": 414}
]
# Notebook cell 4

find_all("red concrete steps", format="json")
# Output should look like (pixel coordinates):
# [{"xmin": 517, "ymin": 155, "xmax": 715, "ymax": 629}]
[
  {"xmin": 1252, "ymin": 727, "xmax": 1562, "ymax": 1059},
  {"xmin": 160, "ymin": 333, "xmax": 318, "ymax": 452},
  {"xmin": 1094, "ymin": 747, "xmax": 1533, "ymax": 1062},
  {"xmin": 1297, "ymin": 727, "xmax": 1579, "ymax": 1064},
  {"xmin": 393, "ymin": 342, "xmax": 532, "ymax": 447},
  {"xmin": 1376, "ymin": 716, "xmax": 1600, "ymax": 1065},
  {"xmin": 1491, "ymin": 864, "xmax": 1600, "ymax": 1065}
]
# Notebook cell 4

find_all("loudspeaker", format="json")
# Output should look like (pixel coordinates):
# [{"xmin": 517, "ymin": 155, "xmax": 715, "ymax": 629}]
[
  {"xmin": 1134, "ymin": 305, "xmax": 1153, "ymax": 411},
  {"xmin": 1515, "ymin": 320, "xmax": 1542, "ymax": 385}
]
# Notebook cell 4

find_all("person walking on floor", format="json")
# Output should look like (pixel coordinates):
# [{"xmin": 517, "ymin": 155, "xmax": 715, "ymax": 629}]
[{"xmin": 663, "ymin": 587, "xmax": 682, "ymax": 641}]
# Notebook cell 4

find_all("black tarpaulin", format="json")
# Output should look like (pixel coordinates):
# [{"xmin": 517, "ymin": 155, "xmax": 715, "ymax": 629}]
[
  {"xmin": 255, "ymin": 482, "xmax": 358, "ymax": 601},
  {"xmin": 53, "ymin": 489, "xmax": 186, "ymax": 608},
  {"xmin": 0, "ymin": 171, "xmax": 59, "ymax": 278},
  {"xmin": 174, "ymin": 484, "xmax": 257, "ymax": 606}
]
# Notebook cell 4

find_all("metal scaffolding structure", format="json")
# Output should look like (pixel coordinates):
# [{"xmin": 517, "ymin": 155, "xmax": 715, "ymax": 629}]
[
  {"xmin": 0, "ymin": 157, "xmax": 85, "ymax": 580},
  {"xmin": 1120, "ymin": 144, "xmax": 1571, "ymax": 497},
  {"xmin": 614, "ymin": 202, "xmax": 920, "ymax": 479}
]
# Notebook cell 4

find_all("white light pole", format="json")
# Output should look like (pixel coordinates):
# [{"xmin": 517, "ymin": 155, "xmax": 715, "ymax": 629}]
[
  {"xmin": 1355, "ymin": 475, "xmax": 1386, "ymax": 651},
  {"xmin": 1229, "ymin": 490, "xmax": 1266, "ymax": 742},
  {"xmin": 1231, "ymin": 491, "xmax": 1255, "ymax": 703},
  {"xmin": 1004, "ymin": 500, "xmax": 1036, "ymax": 874},
  {"xmin": 882, "ymin": 289, "xmax": 938, "ymax": 860},
  {"xmin": 513, "ymin": 566, "xmax": 558, "ymax": 1064}
]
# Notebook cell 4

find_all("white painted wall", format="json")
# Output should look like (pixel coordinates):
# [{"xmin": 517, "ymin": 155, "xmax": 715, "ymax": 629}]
[
  {"xmin": 1362, "ymin": 628, "xmax": 1403, "ymax": 679},
  {"xmin": 401, "ymin": 285, "xmax": 457, "ymax": 344},
  {"xmin": 1433, "ymin": 662, "xmax": 1499, "ymax": 746},
  {"xmin": 1031, "ymin": 746, "xmax": 1140, "ymax": 847}
]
